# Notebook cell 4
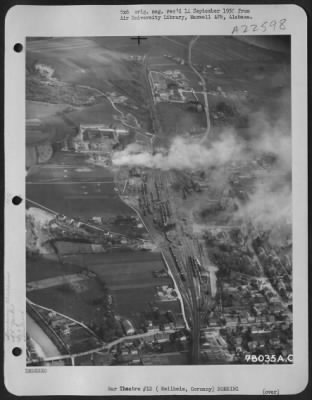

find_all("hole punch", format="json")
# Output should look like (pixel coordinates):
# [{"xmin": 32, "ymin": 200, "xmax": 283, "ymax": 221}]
[
  {"xmin": 12, "ymin": 196, "xmax": 22, "ymax": 205},
  {"xmin": 13, "ymin": 43, "xmax": 23, "ymax": 53},
  {"xmin": 12, "ymin": 347, "xmax": 22, "ymax": 356}
]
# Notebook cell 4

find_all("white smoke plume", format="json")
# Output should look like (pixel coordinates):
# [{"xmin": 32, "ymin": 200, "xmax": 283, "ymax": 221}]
[
  {"xmin": 112, "ymin": 131, "xmax": 244, "ymax": 171},
  {"xmin": 112, "ymin": 89, "xmax": 291, "ymax": 230},
  {"xmin": 233, "ymin": 106, "xmax": 292, "ymax": 228},
  {"xmin": 234, "ymin": 181, "xmax": 292, "ymax": 227}
]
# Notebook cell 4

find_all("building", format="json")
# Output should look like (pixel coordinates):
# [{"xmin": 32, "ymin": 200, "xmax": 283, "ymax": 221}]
[
  {"xmin": 72, "ymin": 124, "xmax": 129, "ymax": 153},
  {"xmin": 121, "ymin": 319, "xmax": 135, "ymax": 336}
]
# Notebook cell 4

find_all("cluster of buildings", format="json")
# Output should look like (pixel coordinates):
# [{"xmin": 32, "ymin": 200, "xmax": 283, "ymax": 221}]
[
  {"xmin": 141, "ymin": 303, "xmax": 185, "ymax": 332},
  {"xmin": 156, "ymin": 285, "xmax": 178, "ymax": 301},
  {"xmin": 99, "ymin": 214, "xmax": 147, "ymax": 240},
  {"xmin": 194, "ymin": 63, "xmax": 224, "ymax": 76},
  {"xmin": 110, "ymin": 328, "xmax": 189, "ymax": 366},
  {"xmin": 49, "ymin": 213, "xmax": 143, "ymax": 250},
  {"xmin": 253, "ymin": 237, "xmax": 292, "ymax": 302},
  {"xmin": 163, "ymin": 53, "xmax": 185, "ymax": 65},
  {"xmin": 71, "ymin": 123, "xmax": 129, "ymax": 154},
  {"xmin": 203, "ymin": 224, "xmax": 292, "ymax": 362},
  {"xmin": 128, "ymin": 55, "xmax": 144, "ymax": 62},
  {"xmin": 221, "ymin": 313, "xmax": 292, "ymax": 364},
  {"xmin": 200, "ymin": 329, "xmax": 234, "ymax": 363},
  {"xmin": 150, "ymin": 70, "xmax": 198, "ymax": 105}
]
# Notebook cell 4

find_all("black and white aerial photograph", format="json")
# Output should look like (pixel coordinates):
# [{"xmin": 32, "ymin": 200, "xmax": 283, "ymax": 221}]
[{"xmin": 25, "ymin": 35, "xmax": 292, "ymax": 366}]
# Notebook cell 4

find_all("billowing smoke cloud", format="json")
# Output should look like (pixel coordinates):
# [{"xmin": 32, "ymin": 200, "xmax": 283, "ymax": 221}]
[
  {"xmin": 112, "ymin": 131, "xmax": 244, "ymax": 171},
  {"xmin": 247, "ymin": 108, "xmax": 291, "ymax": 172},
  {"xmin": 112, "ymin": 88, "xmax": 291, "ymax": 230},
  {"xmin": 232, "ymin": 99, "xmax": 292, "ymax": 228},
  {"xmin": 234, "ymin": 180, "xmax": 292, "ymax": 227}
]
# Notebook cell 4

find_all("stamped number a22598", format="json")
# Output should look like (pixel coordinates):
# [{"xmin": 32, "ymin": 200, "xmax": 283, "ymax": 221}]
[{"xmin": 232, "ymin": 19, "xmax": 287, "ymax": 34}]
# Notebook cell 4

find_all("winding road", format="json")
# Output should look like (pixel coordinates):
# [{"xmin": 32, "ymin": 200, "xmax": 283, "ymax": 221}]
[{"xmin": 77, "ymin": 84, "xmax": 154, "ymax": 141}]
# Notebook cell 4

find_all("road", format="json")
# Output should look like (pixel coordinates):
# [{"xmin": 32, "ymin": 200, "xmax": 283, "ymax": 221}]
[
  {"xmin": 77, "ymin": 83, "xmax": 154, "ymax": 141},
  {"xmin": 143, "ymin": 55, "xmax": 163, "ymax": 143},
  {"xmin": 40, "ymin": 328, "xmax": 178, "ymax": 363},
  {"xmin": 188, "ymin": 36, "xmax": 211, "ymax": 144},
  {"xmin": 26, "ymin": 197, "xmax": 129, "ymax": 238},
  {"xmin": 27, "ymin": 180, "xmax": 114, "ymax": 185}
]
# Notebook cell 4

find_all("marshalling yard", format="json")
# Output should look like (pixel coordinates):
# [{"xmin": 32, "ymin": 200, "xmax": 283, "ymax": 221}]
[{"xmin": 26, "ymin": 36, "xmax": 292, "ymax": 366}]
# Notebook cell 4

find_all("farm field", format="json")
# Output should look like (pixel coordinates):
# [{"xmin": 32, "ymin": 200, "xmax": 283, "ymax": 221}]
[
  {"xmin": 26, "ymin": 257, "xmax": 81, "ymax": 283},
  {"xmin": 156, "ymin": 102, "xmax": 206, "ymax": 138},
  {"xmin": 27, "ymin": 38, "xmax": 131, "ymax": 87},
  {"xmin": 62, "ymin": 251, "xmax": 170, "ymax": 288},
  {"xmin": 27, "ymin": 37, "xmax": 149, "ymax": 104},
  {"xmin": 64, "ymin": 101, "xmax": 117, "ymax": 127},
  {"xmin": 111, "ymin": 287, "xmax": 182, "ymax": 327},
  {"xmin": 28, "ymin": 279, "xmax": 108, "ymax": 328},
  {"xmin": 27, "ymin": 165, "xmax": 113, "ymax": 183},
  {"xmin": 27, "ymin": 180, "xmax": 132, "ymax": 217},
  {"xmin": 160, "ymin": 35, "xmax": 286, "ymax": 63},
  {"xmin": 26, "ymin": 101, "xmax": 71, "ymax": 119},
  {"xmin": 26, "ymin": 255, "xmax": 110, "ymax": 329},
  {"xmin": 26, "ymin": 115, "xmax": 75, "ymax": 146},
  {"xmin": 28, "ymin": 249, "xmax": 182, "ymax": 330},
  {"xmin": 26, "ymin": 151, "xmax": 135, "ymax": 217},
  {"xmin": 61, "ymin": 250, "xmax": 182, "ymax": 325}
]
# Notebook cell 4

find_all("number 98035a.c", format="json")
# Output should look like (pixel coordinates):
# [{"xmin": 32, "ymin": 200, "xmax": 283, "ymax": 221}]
[{"xmin": 245, "ymin": 354, "xmax": 293, "ymax": 364}]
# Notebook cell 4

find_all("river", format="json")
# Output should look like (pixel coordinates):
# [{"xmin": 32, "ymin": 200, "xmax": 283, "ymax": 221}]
[{"xmin": 26, "ymin": 313, "xmax": 61, "ymax": 359}]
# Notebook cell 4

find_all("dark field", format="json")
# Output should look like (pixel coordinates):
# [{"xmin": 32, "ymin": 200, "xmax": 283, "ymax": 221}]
[
  {"xmin": 156, "ymin": 102, "xmax": 207, "ymax": 137},
  {"xmin": 60, "ymin": 250, "xmax": 182, "ymax": 323},
  {"xmin": 26, "ymin": 257, "xmax": 81, "ymax": 283},
  {"xmin": 27, "ymin": 256, "xmax": 109, "ymax": 327},
  {"xmin": 28, "ymin": 280, "xmax": 107, "ymax": 326},
  {"xmin": 26, "ymin": 151, "xmax": 134, "ymax": 217},
  {"xmin": 113, "ymin": 287, "xmax": 181, "ymax": 317},
  {"xmin": 65, "ymin": 101, "xmax": 116, "ymax": 126},
  {"xmin": 26, "ymin": 101, "xmax": 70, "ymax": 119},
  {"xmin": 27, "ymin": 250, "xmax": 182, "ymax": 328},
  {"xmin": 27, "ymin": 182, "xmax": 131, "ymax": 217},
  {"xmin": 62, "ymin": 251, "xmax": 170, "ymax": 288}
]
